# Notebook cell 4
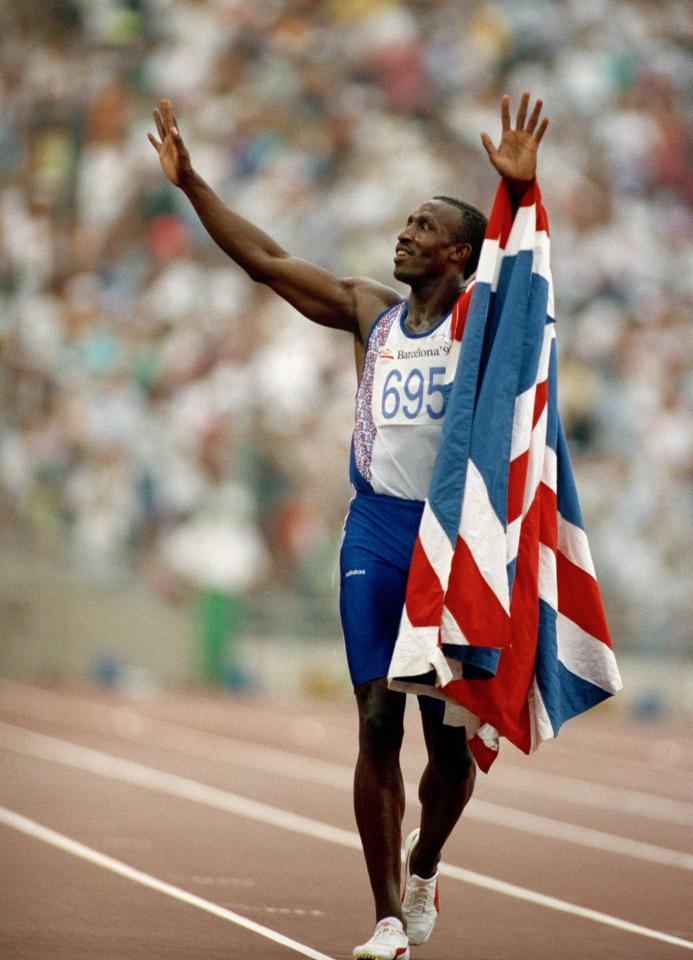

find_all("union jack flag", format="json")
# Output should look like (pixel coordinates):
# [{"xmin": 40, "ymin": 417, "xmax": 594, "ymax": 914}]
[{"xmin": 388, "ymin": 179, "xmax": 622, "ymax": 771}]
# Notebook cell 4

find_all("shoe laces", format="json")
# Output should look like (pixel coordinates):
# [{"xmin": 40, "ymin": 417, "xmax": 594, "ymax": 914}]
[
  {"xmin": 372, "ymin": 919, "xmax": 404, "ymax": 941},
  {"xmin": 405, "ymin": 878, "xmax": 436, "ymax": 916}
]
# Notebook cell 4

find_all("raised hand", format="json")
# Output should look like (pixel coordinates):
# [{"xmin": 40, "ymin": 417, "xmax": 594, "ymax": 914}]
[
  {"xmin": 481, "ymin": 92, "xmax": 549, "ymax": 182},
  {"xmin": 148, "ymin": 99, "xmax": 193, "ymax": 187}
]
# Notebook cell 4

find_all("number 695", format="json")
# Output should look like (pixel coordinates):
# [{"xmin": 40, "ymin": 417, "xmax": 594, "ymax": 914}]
[{"xmin": 381, "ymin": 366, "xmax": 446, "ymax": 421}]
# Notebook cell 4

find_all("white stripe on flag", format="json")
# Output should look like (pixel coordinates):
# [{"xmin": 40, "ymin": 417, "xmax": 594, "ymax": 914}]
[
  {"xmin": 557, "ymin": 613, "xmax": 623, "ymax": 694},
  {"xmin": 506, "ymin": 515, "xmax": 521, "ymax": 566},
  {"xmin": 538, "ymin": 542, "xmax": 558, "ymax": 609},
  {"xmin": 510, "ymin": 323, "xmax": 553, "ymax": 464},
  {"xmin": 388, "ymin": 678, "xmax": 448, "ymax": 700},
  {"xmin": 504, "ymin": 204, "xmax": 536, "ymax": 258},
  {"xmin": 510, "ymin": 385, "xmax": 535, "ymax": 460},
  {"xmin": 476, "ymin": 218, "xmax": 552, "ymax": 292},
  {"xmin": 504, "ymin": 207, "xmax": 552, "ymax": 288},
  {"xmin": 522, "ymin": 405, "xmax": 548, "ymax": 517},
  {"xmin": 475, "ymin": 237, "xmax": 502, "ymax": 289},
  {"xmin": 443, "ymin": 700, "xmax": 482, "ymax": 736},
  {"xmin": 533, "ymin": 230, "xmax": 552, "ymax": 286},
  {"xmin": 418, "ymin": 502, "xmax": 455, "ymax": 587},
  {"xmin": 537, "ymin": 322, "xmax": 555, "ymax": 383},
  {"xmin": 558, "ymin": 515, "xmax": 597, "ymax": 579},
  {"xmin": 440, "ymin": 605, "xmax": 471, "ymax": 646},
  {"xmin": 390, "ymin": 606, "xmax": 441, "ymax": 679},
  {"xmin": 542, "ymin": 445, "xmax": 557, "ymax": 493},
  {"xmin": 476, "ymin": 722, "xmax": 501, "ymax": 753},
  {"xmin": 459, "ymin": 459, "xmax": 510, "ymax": 613},
  {"xmin": 528, "ymin": 677, "xmax": 557, "ymax": 749}
]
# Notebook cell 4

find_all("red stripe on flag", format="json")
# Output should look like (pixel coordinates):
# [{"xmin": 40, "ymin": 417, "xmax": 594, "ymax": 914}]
[
  {"xmin": 535, "ymin": 190, "xmax": 549, "ymax": 235},
  {"xmin": 468, "ymin": 734, "xmax": 499, "ymax": 772},
  {"xmin": 483, "ymin": 180, "xmax": 540, "ymax": 248},
  {"xmin": 404, "ymin": 536, "xmax": 446, "ymax": 629},
  {"xmin": 507, "ymin": 449, "xmax": 528, "ymax": 524},
  {"xmin": 485, "ymin": 183, "xmax": 514, "ymax": 246},
  {"xmin": 556, "ymin": 551, "xmax": 611, "ymax": 647},
  {"xmin": 539, "ymin": 482, "xmax": 557, "ymax": 552},
  {"xmin": 508, "ymin": 490, "xmax": 541, "ymax": 651},
  {"xmin": 452, "ymin": 284, "xmax": 474, "ymax": 341},
  {"xmin": 439, "ymin": 443, "xmax": 543, "ymax": 758},
  {"xmin": 518, "ymin": 180, "xmax": 538, "ymax": 208},
  {"xmin": 443, "ymin": 536, "xmax": 511, "ymax": 648},
  {"xmin": 532, "ymin": 378, "xmax": 548, "ymax": 427}
]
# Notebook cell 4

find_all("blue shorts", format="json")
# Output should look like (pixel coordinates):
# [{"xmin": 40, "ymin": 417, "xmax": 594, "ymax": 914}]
[{"xmin": 339, "ymin": 490, "xmax": 444, "ymax": 716}]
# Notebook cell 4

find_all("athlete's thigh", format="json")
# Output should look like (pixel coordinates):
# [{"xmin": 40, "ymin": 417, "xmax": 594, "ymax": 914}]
[
  {"xmin": 354, "ymin": 677, "xmax": 407, "ymax": 735},
  {"xmin": 420, "ymin": 705, "xmax": 474, "ymax": 778},
  {"xmin": 340, "ymin": 547, "xmax": 407, "ymax": 687}
]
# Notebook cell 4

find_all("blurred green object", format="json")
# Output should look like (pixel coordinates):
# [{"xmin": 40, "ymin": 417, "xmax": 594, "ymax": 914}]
[{"xmin": 196, "ymin": 587, "xmax": 242, "ymax": 686}]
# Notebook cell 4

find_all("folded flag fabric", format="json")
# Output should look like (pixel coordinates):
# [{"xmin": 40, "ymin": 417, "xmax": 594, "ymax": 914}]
[{"xmin": 387, "ymin": 178, "xmax": 622, "ymax": 772}]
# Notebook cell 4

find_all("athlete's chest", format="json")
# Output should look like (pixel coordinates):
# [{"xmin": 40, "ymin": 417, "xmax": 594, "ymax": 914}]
[{"xmin": 371, "ymin": 308, "xmax": 455, "ymax": 427}]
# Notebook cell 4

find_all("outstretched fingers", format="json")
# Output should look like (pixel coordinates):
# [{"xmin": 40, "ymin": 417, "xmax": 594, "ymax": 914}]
[
  {"xmin": 508, "ymin": 91, "xmax": 549, "ymax": 143},
  {"xmin": 480, "ymin": 130, "xmax": 497, "ymax": 161},
  {"xmin": 501, "ymin": 94, "xmax": 511, "ymax": 131},
  {"xmin": 161, "ymin": 99, "xmax": 180, "ymax": 136},
  {"xmin": 153, "ymin": 107, "xmax": 166, "ymax": 141},
  {"xmin": 150, "ymin": 99, "xmax": 185, "ymax": 150},
  {"xmin": 515, "ymin": 91, "xmax": 529, "ymax": 130},
  {"xmin": 534, "ymin": 116, "xmax": 549, "ymax": 145},
  {"xmin": 483, "ymin": 92, "xmax": 549, "ymax": 179},
  {"xmin": 160, "ymin": 99, "xmax": 170, "ymax": 130},
  {"xmin": 525, "ymin": 97, "xmax": 543, "ymax": 134}
]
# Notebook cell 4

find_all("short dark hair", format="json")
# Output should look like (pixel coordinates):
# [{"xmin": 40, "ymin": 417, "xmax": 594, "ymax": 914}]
[{"xmin": 433, "ymin": 196, "xmax": 487, "ymax": 279}]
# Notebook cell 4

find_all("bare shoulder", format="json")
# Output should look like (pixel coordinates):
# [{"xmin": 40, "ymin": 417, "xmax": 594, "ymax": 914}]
[
  {"xmin": 342, "ymin": 276, "xmax": 403, "ymax": 343},
  {"xmin": 343, "ymin": 275, "xmax": 401, "ymax": 307}
]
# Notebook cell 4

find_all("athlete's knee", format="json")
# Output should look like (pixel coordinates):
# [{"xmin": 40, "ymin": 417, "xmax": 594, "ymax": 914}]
[
  {"xmin": 425, "ymin": 723, "xmax": 476, "ymax": 787},
  {"xmin": 355, "ymin": 681, "xmax": 405, "ymax": 756},
  {"xmin": 360, "ymin": 710, "xmax": 404, "ymax": 754}
]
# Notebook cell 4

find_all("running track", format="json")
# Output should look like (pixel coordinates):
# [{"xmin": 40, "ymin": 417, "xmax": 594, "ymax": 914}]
[{"xmin": 1, "ymin": 679, "xmax": 691, "ymax": 959}]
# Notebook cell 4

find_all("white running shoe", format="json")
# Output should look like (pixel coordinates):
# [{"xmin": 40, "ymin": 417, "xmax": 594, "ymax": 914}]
[
  {"xmin": 401, "ymin": 828, "xmax": 439, "ymax": 945},
  {"xmin": 352, "ymin": 916, "xmax": 410, "ymax": 960}
]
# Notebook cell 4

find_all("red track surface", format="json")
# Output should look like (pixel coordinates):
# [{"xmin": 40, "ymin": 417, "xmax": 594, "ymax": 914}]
[{"xmin": 1, "ymin": 679, "xmax": 691, "ymax": 959}]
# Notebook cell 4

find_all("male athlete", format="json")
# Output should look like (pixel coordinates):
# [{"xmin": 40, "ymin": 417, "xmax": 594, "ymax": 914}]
[{"xmin": 149, "ymin": 92, "xmax": 548, "ymax": 960}]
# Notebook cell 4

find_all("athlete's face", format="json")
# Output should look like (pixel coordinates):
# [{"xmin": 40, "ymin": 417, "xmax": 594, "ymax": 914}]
[{"xmin": 393, "ymin": 201, "xmax": 467, "ymax": 284}]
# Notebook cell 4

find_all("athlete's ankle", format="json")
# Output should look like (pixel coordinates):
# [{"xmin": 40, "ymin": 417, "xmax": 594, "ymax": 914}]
[{"xmin": 409, "ymin": 845, "xmax": 440, "ymax": 880}]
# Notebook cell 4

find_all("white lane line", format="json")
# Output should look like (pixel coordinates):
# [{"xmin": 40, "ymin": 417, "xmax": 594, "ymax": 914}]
[
  {"xmin": 512, "ymin": 734, "xmax": 693, "ymax": 774},
  {"xmin": 1, "ymin": 722, "xmax": 692, "ymax": 952},
  {"xmin": 2, "ymin": 678, "xmax": 691, "ymax": 829},
  {"xmin": 470, "ymin": 802, "xmax": 693, "ymax": 870},
  {"xmin": 133, "ymin": 709, "xmax": 693, "ymax": 829},
  {"xmin": 438, "ymin": 859, "xmax": 693, "ymax": 949},
  {"xmin": 101, "ymin": 715, "xmax": 693, "ymax": 872},
  {"xmin": 2, "ymin": 683, "xmax": 692, "ymax": 869},
  {"xmin": 0, "ymin": 806, "xmax": 333, "ymax": 960},
  {"xmin": 2, "ymin": 701, "xmax": 692, "ymax": 872},
  {"xmin": 490, "ymin": 765, "xmax": 693, "ymax": 828},
  {"xmin": 0, "ymin": 721, "xmax": 362, "ymax": 848}
]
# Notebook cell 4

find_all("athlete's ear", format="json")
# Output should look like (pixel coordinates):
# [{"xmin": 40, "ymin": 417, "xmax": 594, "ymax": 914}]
[{"xmin": 450, "ymin": 242, "xmax": 472, "ymax": 267}]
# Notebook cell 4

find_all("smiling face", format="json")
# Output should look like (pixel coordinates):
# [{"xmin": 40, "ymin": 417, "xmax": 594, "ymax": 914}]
[{"xmin": 393, "ymin": 200, "xmax": 470, "ymax": 285}]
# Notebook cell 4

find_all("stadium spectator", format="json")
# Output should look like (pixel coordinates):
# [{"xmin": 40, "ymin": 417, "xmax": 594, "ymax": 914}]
[{"xmin": 0, "ymin": 0, "xmax": 691, "ymax": 658}]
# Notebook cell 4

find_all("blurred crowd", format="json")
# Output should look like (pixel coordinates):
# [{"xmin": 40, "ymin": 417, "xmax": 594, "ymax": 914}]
[{"xmin": 1, "ymin": 0, "xmax": 691, "ymax": 653}]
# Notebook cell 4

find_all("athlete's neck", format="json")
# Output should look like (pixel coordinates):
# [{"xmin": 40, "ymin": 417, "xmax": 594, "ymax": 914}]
[{"xmin": 405, "ymin": 278, "xmax": 463, "ymax": 334}]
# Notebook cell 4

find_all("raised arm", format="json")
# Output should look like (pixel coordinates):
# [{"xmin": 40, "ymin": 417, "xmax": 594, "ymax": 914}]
[
  {"xmin": 148, "ymin": 100, "xmax": 398, "ymax": 338},
  {"xmin": 480, "ymin": 92, "xmax": 549, "ymax": 203}
]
